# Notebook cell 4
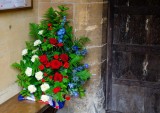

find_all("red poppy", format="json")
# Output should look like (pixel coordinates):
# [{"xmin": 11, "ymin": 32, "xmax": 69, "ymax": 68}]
[
  {"xmin": 60, "ymin": 54, "xmax": 69, "ymax": 62},
  {"xmin": 63, "ymin": 62, "xmax": 70, "ymax": 68},
  {"xmin": 53, "ymin": 87, "xmax": 61, "ymax": 94},
  {"xmin": 39, "ymin": 55, "xmax": 48, "ymax": 65},
  {"xmin": 50, "ymin": 60, "xmax": 62, "ymax": 69},
  {"xmin": 53, "ymin": 72, "xmax": 63, "ymax": 82},
  {"xmin": 57, "ymin": 43, "xmax": 63, "ymax": 47},
  {"xmin": 54, "ymin": 54, "xmax": 59, "ymax": 59},
  {"xmin": 49, "ymin": 38, "xmax": 57, "ymax": 45},
  {"xmin": 39, "ymin": 64, "xmax": 45, "ymax": 70}
]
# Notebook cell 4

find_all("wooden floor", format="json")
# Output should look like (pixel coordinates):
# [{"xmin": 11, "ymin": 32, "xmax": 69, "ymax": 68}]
[{"xmin": 0, "ymin": 94, "xmax": 47, "ymax": 113}]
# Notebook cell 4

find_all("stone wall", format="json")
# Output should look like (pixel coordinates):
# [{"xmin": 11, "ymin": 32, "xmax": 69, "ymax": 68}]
[
  {"xmin": 38, "ymin": 0, "xmax": 108, "ymax": 113},
  {"xmin": 0, "ymin": 0, "xmax": 38, "ymax": 104}
]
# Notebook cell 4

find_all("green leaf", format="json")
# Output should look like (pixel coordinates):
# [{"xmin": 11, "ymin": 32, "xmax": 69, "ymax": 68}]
[
  {"xmin": 76, "ymin": 70, "xmax": 91, "ymax": 80},
  {"xmin": 11, "ymin": 62, "xmax": 21, "ymax": 70},
  {"xmin": 29, "ymin": 23, "xmax": 39, "ymax": 39}
]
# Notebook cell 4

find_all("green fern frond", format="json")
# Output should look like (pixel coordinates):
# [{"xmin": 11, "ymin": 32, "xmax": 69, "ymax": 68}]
[{"xmin": 29, "ymin": 23, "xmax": 39, "ymax": 39}]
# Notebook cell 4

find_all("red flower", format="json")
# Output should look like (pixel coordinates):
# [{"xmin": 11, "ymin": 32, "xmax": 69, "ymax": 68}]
[
  {"xmin": 49, "ymin": 76, "xmax": 53, "ymax": 80},
  {"xmin": 41, "ymin": 78, "xmax": 45, "ymax": 82},
  {"xmin": 43, "ymin": 39, "xmax": 47, "ymax": 42},
  {"xmin": 45, "ymin": 62, "xmax": 51, "ymax": 68},
  {"xmin": 54, "ymin": 54, "xmax": 59, "ymax": 59},
  {"xmin": 39, "ymin": 55, "xmax": 48, "ymax": 65},
  {"xmin": 48, "ymin": 27, "xmax": 52, "ymax": 30},
  {"xmin": 64, "ymin": 76, "xmax": 68, "ymax": 79},
  {"xmin": 65, "ymin": 96, "xmax": 71, "ymax": 101},
  {"xmin": 63, "ymin": 62, "xmax": 70, "ymax": 68},
  {"xmin": 48, "ymin": 23, "xmax": 52, "ymax": 27},
  {"xmin": 50, "ymin": 60, "xmax": 62, "ymax": 69},
  {"xmin": 49, "ymin": 38, "xmax": 57, "ymax": 45},
  {"xmin": 53, "ymin": 87, "xmax": 61, "ymax": 94},
  {"xmin": 44, "ymin": 73, "xmax": 48, "ymax": 77},
  {"xmin": 39, "ymin": 64, "xmax": 45, "ymax": 70},
  {"xmin": 55, "ymin": 106, "xmax": 59, "ymax": 109},
  {"xmin": 60, "ymin": 54, "xmax": 69, "ymax": 62},
  {"xmin": 57, "ymin": 43, "xmax": 63, "ymax": 47},
  {"xmin": 53, "ymin": 72, "xmax": 63, "ymax": 82}
]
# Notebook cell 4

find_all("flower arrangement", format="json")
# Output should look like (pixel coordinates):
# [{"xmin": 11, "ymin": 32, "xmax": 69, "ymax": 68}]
[{"xmin": 12, "ymin": 6, "xmax": 91, "ymax": 109}]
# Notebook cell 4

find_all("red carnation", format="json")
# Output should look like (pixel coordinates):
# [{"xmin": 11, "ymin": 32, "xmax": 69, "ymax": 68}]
[
  {"xmin": 53, "ymin": 72, "xmax": 63, "ymax": 82},
  {"xmin": 41, "ymin": 78, "xmax": 45, "ymax": 82},
  {"xmin": 48, "ymin": 23, "xmax": 52, "ymax": 27},
  {"xmin": 39, "ymin": 64, "xmax": 45, "ymax": 70},
  {"xmin": 44, "ymin": 73, "xmax": 48, "ymax": 77},
  {"xmin": 49, "ymin": 38, "xmax": 57, "ymax": 45},
  {"xmin": 60, "ymin": 54, "xmax": 69, "ymax": 62},
  {"xmin": 57, "ymin": 43, "xmax": 63, "ymax": 47},
  {"xmin": 53, "ymin": 87, "xmax": 61, "ymax": 94},
  {"xmin": 49, "ymin": 75, "xmax": 53, "ymax": 80},
  {"xmin": 63, "ymin": 62, "xmax": 70, "ymax": 68},
  {"xmin": 39, "ymin": 55, "xmax": 48, "ymax": 65},
  {"xmin": 54, "ymin": 54, "xmax": 59, "ymax": 59},
  {"xmin": 65, "ymin": 96, "xmax": 71, "ymax": 101},
  {"xmin": 45, "ymin": 62, "xmax": 51, "ymax": 68},
  {"xmin": 50, "ymin": 60, "xmax": 62, "ymax": 69}
]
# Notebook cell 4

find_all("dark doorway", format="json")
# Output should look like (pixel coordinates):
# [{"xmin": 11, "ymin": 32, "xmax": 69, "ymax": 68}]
[{"xmin": 104, "ymin": 0, "xmax": 160, "ymax": 113}]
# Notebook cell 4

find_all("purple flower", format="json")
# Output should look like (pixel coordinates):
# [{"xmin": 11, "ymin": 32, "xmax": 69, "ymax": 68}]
[{"xmin": 84, "ymin": 64, "xmax": 89, "ymax": 68}]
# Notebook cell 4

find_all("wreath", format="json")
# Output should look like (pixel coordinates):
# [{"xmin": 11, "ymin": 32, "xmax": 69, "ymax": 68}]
[{"xmin": 12, "ymin": 5, "xmax": 91, "ymax": 109}]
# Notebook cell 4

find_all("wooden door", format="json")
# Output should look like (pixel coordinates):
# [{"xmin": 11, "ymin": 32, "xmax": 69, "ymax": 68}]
[{"xmin": 105, "ymin": 0, "xmax": 160, "ymax": 113}]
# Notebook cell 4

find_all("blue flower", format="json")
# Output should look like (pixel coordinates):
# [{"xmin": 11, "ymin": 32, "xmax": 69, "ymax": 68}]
[
  {"xmin": 84, "ymin": 64, "xmax": 89, "ymax": 68},
  {"xmin": 58, "ymin": 39, "xmax": 63, "ymax": 43},
  {"xmin": 57, "ymin": 28, "xmax": 65, "ymax": 35},
  {"xmin": 81, "ymin": 49, "xmax": 87, "ymax": 55},
  {"xmin": 72, "ymin": 45, "xmax": 79, "ymax": 51},
  {"xmin": 77, "ymin": 66, "xmax": 83, "ymax": 71},
  {"xmin": 76, "ymin": 51, "xmax": 81, "ymax": 55},
  {"xmin": 68, "ymin": 83, "xmax": 74, "ymax": 88},
  {"xmin": 73, "ymin": 76, "xmax": 79, "ymax": 82},
  {"xmin": 73, "ymin": 91, "xmax": 79, "ymax": 97}
]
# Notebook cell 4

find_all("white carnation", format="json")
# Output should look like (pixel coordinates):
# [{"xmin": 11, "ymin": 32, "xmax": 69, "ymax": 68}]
[
  {"xmin": 22, "ymin": 49, "xmax": 28, "ymax": 56},
  {"xmin": 31, "ymin": 55, "xmax": 38, "ymax": 62},
  {"xmin": 28, "ymin": 85, "xmax": 37, "ymax": 93},
  {"xmin": 34, "ymin": 40, "xmax": 42, "ymax": 46},
  {"xmin": 40, "ymin": 83, "xmax": 50, "ymax": 92},
  {"xmin": 35, "ymin": 71, "xmax": 43, "ymax": 80},
  {"xmin": 25, "ymin": 67, "xmax": 32, "ymax": 76},
  {"xmin": 38, "ymin": 30, "xmax": 43, "ymax": 35},
  {"xmin": 41, "ymin": 95, "xmax": 49, "ymax": 102}
]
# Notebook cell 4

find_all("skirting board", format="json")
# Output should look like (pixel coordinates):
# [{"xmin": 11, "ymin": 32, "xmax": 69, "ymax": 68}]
[{"xmin": 0, "ymin": 83, "xmax": 21, "ymax": 104}]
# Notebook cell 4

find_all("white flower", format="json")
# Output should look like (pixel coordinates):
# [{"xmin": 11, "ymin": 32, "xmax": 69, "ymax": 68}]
[
  {"xmin": 40, "ymin": 83, "xmax": 50, "ymax": 92},
  {"xmin": 25, "ymin": 67, "xmax": 32, "ymax": 76},
  {"xmin": 22, "ymin": 49, "xmax": 28, "ymax": 56},
  {"xmin": 38, "ymin": 30, "xmax": 43, "ymax": 35},
  {"xmin": 41, "ymin": 95, "xmax": 49, "ymax": 102},
  {"xmin": 35, "ymin": 71, "xmax": 43, "ymax": 80},
  {"xmin": 28, "ymin": 85, "xmax": 37, "ymax": 93},
  {"xmin": 31, "ymin": 55, "xmax": 38, "ymax": 62},
  {"xmin": 34, "ymin": 40, "xmax": 42, "ymax": 46}
]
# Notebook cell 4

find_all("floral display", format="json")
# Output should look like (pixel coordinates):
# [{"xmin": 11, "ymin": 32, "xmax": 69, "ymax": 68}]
[{"xmin": 12, "ymin": 5, "xmax": 91, "ymax": 109}]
